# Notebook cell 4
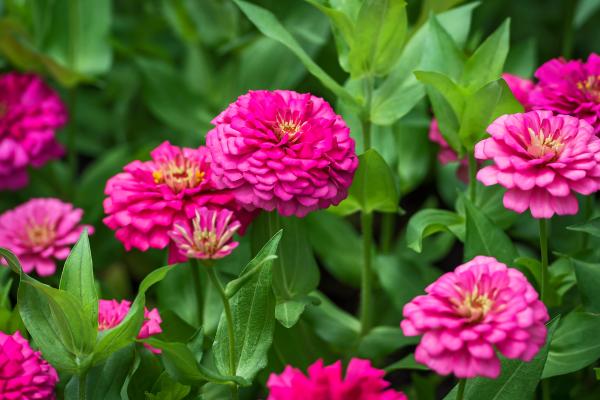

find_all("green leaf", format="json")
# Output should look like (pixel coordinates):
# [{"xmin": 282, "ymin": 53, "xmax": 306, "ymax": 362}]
[
  {"xmin": 214, "ymin": 231, "xmax": 281, "ymax": 381},
  {"xmin": 406, "ymin": 209, "xmax": 465, "ymax": 253},
  {"xmin": 275, "ymin": 296, "xmax": 318, "ymax": 329},
  {"xmin": 572, "ymin": 259, "xmax": 600, "ymax": 313},
  {"xmin": 395, "ymin": 120, "xmax": 433, "ymax": 194},
  {"xmin": 384, "ymin": 354, "xmax": 429, "ymax": 372},
  {"xmin": 414, "ymin": 71, "xmax": 464, "ymax": 118},
  {"xmin": 234, "ymin": 0, "xmax": 356, "ymax": 105},
  {"xmin": 59, "ymin": 230, "xmax": 98, "ymax": 331},
  {"xmin": 444, "ymin": 318, "xmax": 559, "ymax": 400},
  {"xmin": 463, "ymin": 195, "xmax": 519, "ymax": 265},
  {"xmin": 543, "ymin": 312, "xmax": 600, "ymax": 378},
  {"xmin": 146, "ymin": 372, "xmax": 191, "ymax": 400},
  {"xmin": 568, "ymin": 217, "xmax": 600, "ymax": 238},
  {"xmin": 349, "ymin": 0, "xmax": 407, "ymax": 77},
  {"xmin": 357, "ymin": 326, "xmax": 419, "ymax": 359}
]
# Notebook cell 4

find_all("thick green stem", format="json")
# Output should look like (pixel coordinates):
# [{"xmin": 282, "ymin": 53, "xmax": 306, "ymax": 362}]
[
  {"xmin": 468, "ymin": 152, "xmax": 477, "ymax": 203},
  {"xmin": 539, "ymin": 219, "xmax": 549, "ymax": 303},
  {"xmin": 190, "ymin": 261, "xmax": 204, "ymax": 327},
  {"xmin": 456, "ymin": 379, "xmax": 467, "ymax": 400},
  {"xmin": 204, "ymin": 264, "xmax": 238, "ymax": 400},
  {"xmin": 380, "ymin": 213, "xmax": 395, "ymax": 254},
  {"xmin": 360, "ymin": 211, "xmax": 374, "ymax": 336},
  {"xmin": 78, "ymin": 372, "xmax": 87, "ymax": 400}
]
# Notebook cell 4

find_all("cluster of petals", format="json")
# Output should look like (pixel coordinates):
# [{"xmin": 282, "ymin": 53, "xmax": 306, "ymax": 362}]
[
  {"xmin": 98, "ymin": 299, "xmax": 162, "ymax": 353},
  {"xmin": 401, "ymin": 256, "xmax": 549, "ymax": 379},
  {"xmin": 0, "ymin": 198, "xmax": 93, "ymax": 276},
  {"xmin": 0, "ymin": 72, "xmax": 67, "ymax": 191},
  {"xmin": 168, "ymin": 207, "xmax": 240, "ymax": 260},
  {"xmin": 530, "ymin": 53, "xmax": 600, "ymax": 132},
  {"xmin": 0, "ymin": 331, "xmax": 58, "ymax": 399},
  {"xmin": 267, "ymin": 358, "xmax": 407, "ymax": 400},
  {"xmin": 206, "ymin": 90, "xmax": 359, "ymax": 217},
  {"xmin": 103, "ymin": 141, "xmax": 253, "ymax": 262},
  {"xmin": 475, "ymin": 110, "xmax": 600, "ymax": 218}
]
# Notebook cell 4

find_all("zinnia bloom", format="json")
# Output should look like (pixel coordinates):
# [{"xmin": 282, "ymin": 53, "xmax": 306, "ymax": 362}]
[
  {"xmin": 103, "ymin": 141, "xmax": 253, "ymax": 262},
  {"xmin": 168, "ymin": 207, "xmax": 240, "ymax": 260},
  {"xmin": 267, "ymin": 358, "xmax": 407, "ymax": 400},
  {"xmin": 475, "ymin": 110, "xmax": 600, "ymax": 218},
  {"xmin": 206, "ymin": 90, "xmax": 359, "ymax": 217},
  {"xmin": 0, "ymin": 198, "xmax": 93, "ymax": 276},
  {"xmin": 0, "ymin": 331, "xmax": 58, "ymax": 399},
  {"xmin": 401, "ymin": 256, "xmax": 549, "ymax": 379},
  {"xmin": 98, "ymin": 299, "xmax": 162, "ymax": 353},
  {"xmin": 530, "ymin": 54, "xmax": 600, "ymax": 132},
  {"xmin": 502, "ymin": 73, "xmax": 534, "ymax": 110},
  {"xmin": 0, "ymin": 72, "xmax": 67, "ymax": 191}
]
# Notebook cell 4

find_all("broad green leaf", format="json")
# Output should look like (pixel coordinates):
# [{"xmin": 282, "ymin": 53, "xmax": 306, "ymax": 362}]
[
  {"xmin": 543, "ymin": 312, "xmax": 600, "ymax": 378},
  {"xmin": 60, "ymin": 230, "xmax": 98, "ymax": 330},
  {"xmin": 426, "ymin": 85, "xmax": 461, "ymax": 154},
  {"xmin": 146, "ymin": 372, "xmax": 191, "ymax": 400},
  {"xmin": 349, "ymin": 0, "xmax": 407, "ymax": 77},
  {"xmin": 444, "ymin": 318, "xmax": 559, "ymax": 399},
  {"xmin": 234, "ymin": 0, "xmax": 356, "ymax": 105},
  {"xmin": 275, "ymin": 296, "xmax": 318, "ymax": 329},
  {"xmin": 568, "ymin": 217, "xmax": 600, "ymax": 237},
  {"xmin": 357, "ymin": 326, "xmax": 419, "ymax": 359},
  {"xmin": 572, "ymin": 259, "xmax": 600, "ymax": 313},
  {"xmin": 414, "ymin": 71, "xmax": 464, "ymax": 118},
  {"xmin": 214, "ymin": 231, "xmax": 281, "ymax": 380},
  {"xmin": 463, "ymin": 195, "xmax": 519, "ymax": 265},
  {"xmin": 384, "ymin": 354, "xmax": 429, "ymax": 372},
  {"xmin": 575, "ymin": 0, "xmax": 600, "ymax": 28},
  {"xmin": 406, "ymin": 209, "xmax": 465, "ymax": 252}
]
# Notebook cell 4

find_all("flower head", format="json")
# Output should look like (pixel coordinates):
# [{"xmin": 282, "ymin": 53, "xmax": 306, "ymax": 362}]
[
  {"xmin": 98, "ymin": 299, "xmax": 162, "ymax": 353},
  {"xmin": 0, "ymin": 72, "xmax": 67, "ymax": 191},
  {"xmin": 267, "ymin": 358, "xmax": 407, "ymax": 400},
  {"xmin": 401, "ymin": 256, "xmax": 549, "ymax": 379},
  {"xmin": 206, "ymin": 90, "xmax": 359, "ymax": 217},
  {"xmin": 530, "ymin": 54, "xmax": 600, "ymax": 132},
  {"xmin": 475, "ymin": 110, "xmax": 600, "ymax": 218},
  {"xmin": 0, "ymin": 331, "xmax": 58, "ymax": 399},
  {"xmin": 103, "ymin": 141, "xmax": 253, "ymax": 262},
  {"xmin": 0, "ymin": 198, "xmax": 93, "ymax": 276},
  {"xmin": 168, "ymin": 207, "xmax": 240, "ymax": 260}
]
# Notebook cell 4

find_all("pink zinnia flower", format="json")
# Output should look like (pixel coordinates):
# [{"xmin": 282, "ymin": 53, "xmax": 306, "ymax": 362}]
[
  {"xmin": 401, "ymin": 256, "xmax": 549, "ymax": 379},
  {"xmin": 267, "ymin": 358, "xmax": 407, "ymax": 400},
  {"xmin": 475, "ymin": 110, "xmax": 600, "ymax": 218},
  {"xmin": 98, "ymin": 299, "xmax": 162, "ymax": 353},
  {"xmin": 530, "ymin": 54, "xmax": 600, "ymax": 132},
  {"xmin": 103, "ymin": 141, "xmax": 253, "ymax": 262},
  {"xmin": 206, "ymin": 90, "xmax": 359, "ymax": 217},
  {"xmin": 0, "ymin": 331, "xmax": 58, "ymax": 399},
  {"xmin": 168, "ymin": 207, "xmax": 240, "ymax": 260},
  {"xmin": 0, "ymin": 72, "xmax": 67, "ymax": 191},
  {"xmin": 502, "ymin": 73, "xmax": 535, "ymax": 110},
  {"xmin": 0, "ymin": 198, "xmax": 93, "ymax": 276}
]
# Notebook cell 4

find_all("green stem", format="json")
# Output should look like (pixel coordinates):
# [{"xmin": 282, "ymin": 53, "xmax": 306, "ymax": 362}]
[
  {"xmin": 468, "ymin": 152, "xmax": 477, "ymax": 203},
  {"xmin": 380, "ymin": 213, "xmax": 395, "ymax": 254},
  {"xmin": 582, "ymin": 196, "xmax": 593, "ymax": 250},
  {"xmin": 67, "ymin": 89, "xmax": 78, "ymax": 183},
  {"xmin": 360, "ymin": 211, "xmax": 374, "ymax": 336},
  {"xmin": 539, "ymin": 219, "xmax": 549, "ymax": 303},
  {"xmin": 78, "ymin": 372, "xmax": 87, "ymax": 400},
  {"xmin": 456, "ymin": 379, "xmax": 467, "ymax": 400},
  {"xmin": 190, "ymin": 261, "xmax": 204, "ymax": 327},
  {"xmin": 204, "ymin": 264, "xmax": 238, "ymax": 400}
]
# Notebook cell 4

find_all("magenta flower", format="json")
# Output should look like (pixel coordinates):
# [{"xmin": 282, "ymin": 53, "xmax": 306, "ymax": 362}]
[
  {"xmin": 206, "ymin": 90, "xmax": 359, "ymax": 217},
  {"xmin": 103, "ymin": 141, "xmax": 253, "ymax": 262},
  {"xmin": 267, "ymin": 358, "xmax": 407, "ymax": 400},
  {"xmin": 168, "ymin": 207, "xmax": 240, "ymax": 260},
  {"xmin": 475, "ymin": 110, "xmax": 600, "ymax": 218},
  {"xmin": 401, "ymin": 256, "xmax": 548, "ymax": 379},
  {"xmin": 0, "ymin": 198, "xmax": 93, "ymax": 276},
  {"xmin": 98, "ymin": 299, "xmax": 162, "ymax": 353},
  {"xmin": 502, "ymin": 73, "xmax": 535, "ymax": 110},
  {"xmin": 0, "ymin": 72, "xmax": 67, "ymax": 191},
  {"xmin": 530, "ymin": 54, "xmax": 600, "ymax": 132},
  {"xmin": 0, "ymin": 331, "xmax": 58, "ymax": 399}
]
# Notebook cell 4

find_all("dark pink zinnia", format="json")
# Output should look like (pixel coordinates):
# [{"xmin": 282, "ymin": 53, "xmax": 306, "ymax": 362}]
[
  {"xmin": 0, "ymin": 72, "xmax": 67, "ymax": 191},
  {"xmin": 267, "ymin": 358, "xmax": 407, "ymax": 400},
  {"xmin": 206, "ymin": 90, "xmax": 359, "ymax": 217},
  {"xmin": 476, "ymin": 110, "xmax": 600, "ymax": 218},
  {"xmin": 401, "ymin": 256, "xmax": 549, "ymax": 379},
  {"xmin": 103, "ymin": 141, "xmax": 253, "ymax": 262},
  {"xmin": 0, "ymin": 331, "xmax": 59, "ymax": 399},
  {"xmin": 530, "ymin": 53, "xmax": 600, "ymax": 132}
]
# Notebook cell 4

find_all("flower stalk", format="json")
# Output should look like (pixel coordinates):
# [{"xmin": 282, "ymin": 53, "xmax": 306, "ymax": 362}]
[{"xmin": 539, "ymin": 218, "xmax": 549, "ymax": 303}]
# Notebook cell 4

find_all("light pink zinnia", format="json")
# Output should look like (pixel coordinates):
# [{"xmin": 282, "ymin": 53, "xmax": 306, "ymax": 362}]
[
  {"xmin": 206, "ymin": 90, "xmax": 359, "ymax": 217},
  {"xmin": 0, "ymin": 198, "xmax": 93, "ymax": 276},
  {"xmin": 0, "ymin": 331, "xmax": 58, "ymax": 399},
  {"xmin": 530, "ymin": 54, "xmax": 600, "ymax": 132},
  {"xmin": 0, "ymin": 72, "xmax": 67, "ymax": 191},
  {"xmin": 98, "ymin": 299, "xmax": 162, "ymax": 353},
  {"xmin": 168, "ymin": 207, "xmax": 240, "ymax": 260},
  {"xmin": 401, "ymin": 256, "xmax": 549, "ymax": 379},
  {"xmin": 475, "ymin": 110, "xmax": 600, "ymax": 218},
  {"xmin": 267, "ymin": 358, "xmax": 407, "ymax": 400},
  {"xmin": 103, "ymin": 141, "xmax": 253, "ymax": 262}
]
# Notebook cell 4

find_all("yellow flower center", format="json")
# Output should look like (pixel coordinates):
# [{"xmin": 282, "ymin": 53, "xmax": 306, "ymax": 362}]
[
  {"xmin": 274, "ymin": 114, "xmax": 304, "ymax": 142},
  {"xmin": 527, "ymin": 127, "xmax": 564, "ymax": 159},
  {"xmin": 26, "ymin": 222, "xmax": 55, "ymax": 247},
  {"xmin": 576, "ymin": 75, "xmax": 600, "ymax": 102},
  {"xmin": 152, "ymin": 155, "xmax": 205, "ymax": 194},
  {"xmin": 453, "ymin": 287, "xmax": 494, "ymax": 323}
]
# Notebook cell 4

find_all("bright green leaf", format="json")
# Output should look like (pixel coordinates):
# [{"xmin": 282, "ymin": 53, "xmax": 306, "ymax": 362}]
[{"xmin": 406, "ymin": 209, "xmax": 465, "ymax": 253}]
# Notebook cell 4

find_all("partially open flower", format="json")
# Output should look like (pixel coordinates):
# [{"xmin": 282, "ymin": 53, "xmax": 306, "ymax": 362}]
[
  {"xmin": 267, "ymin": 358, "xmax": 407, "ymax": 400},
  {"xmin": 168, "ymin": 207, "xmax": 240, "ymax": 260},
  {"xmin": 401, "ymin": 256, "xmax": 549, "ymax": 379},
  {"xmin": 0, "ymin": 198, "xmax": 93, "ymax": 276},
  {"xmin": 0, "ymin": 331, "xmax": 58, "ymax": 399}
]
